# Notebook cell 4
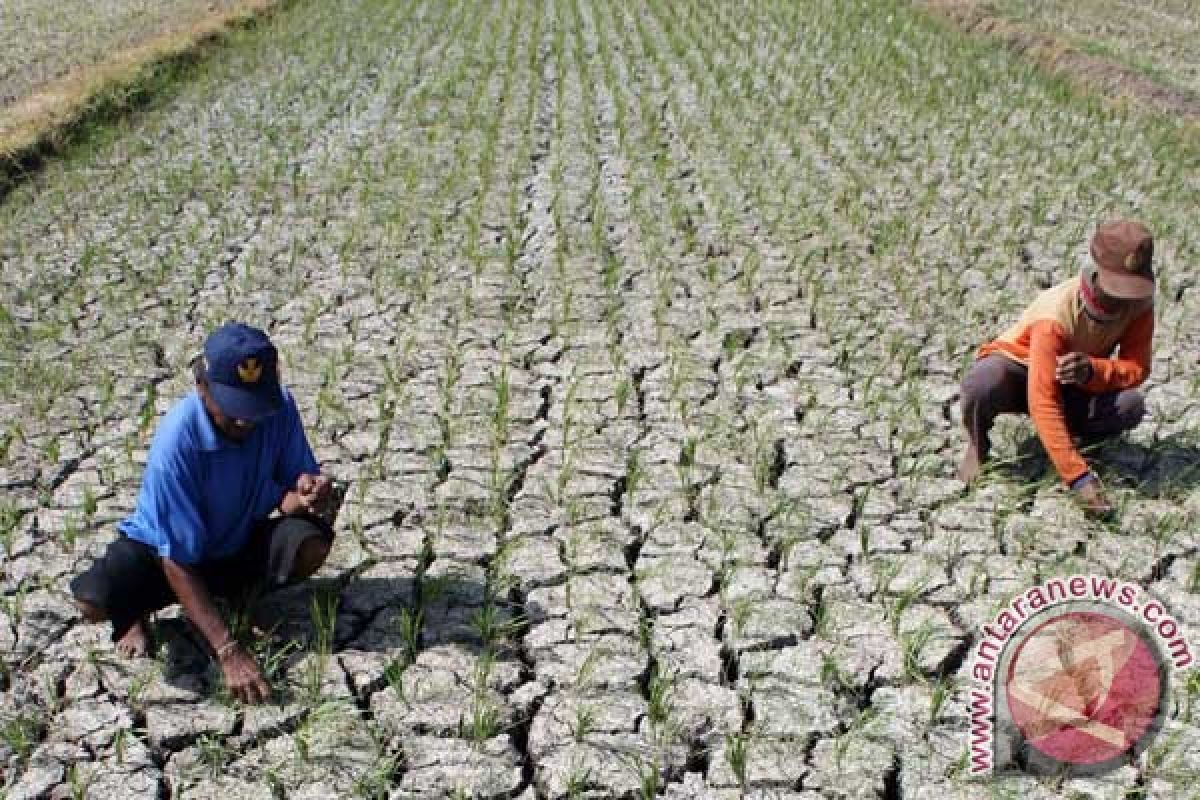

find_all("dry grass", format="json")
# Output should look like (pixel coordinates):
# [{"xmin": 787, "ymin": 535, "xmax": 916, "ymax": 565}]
[{"xmin": 0, "ymin": 0, "xmax": 281, "ymax": 163}]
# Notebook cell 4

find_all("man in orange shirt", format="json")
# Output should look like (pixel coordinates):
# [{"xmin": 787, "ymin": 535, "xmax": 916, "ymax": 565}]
[{"xmin": 958, "ymin": 220, "xmax": 1156, "ymax": 516}]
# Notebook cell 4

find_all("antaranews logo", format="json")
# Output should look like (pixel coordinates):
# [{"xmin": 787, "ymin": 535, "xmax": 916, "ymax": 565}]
[{"xmin": 968, "ymin": 575, "xmax": 1194, "ymax": 777}]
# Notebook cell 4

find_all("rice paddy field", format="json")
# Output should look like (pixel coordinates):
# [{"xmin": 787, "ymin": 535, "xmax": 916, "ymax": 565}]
[
  {"xmin": 0, "ymin": 0, "xmax": 247, "ymax": 107},
  {"xmin": 1, "ymin": 0, "xmax": 1198, "ymax": 797}
]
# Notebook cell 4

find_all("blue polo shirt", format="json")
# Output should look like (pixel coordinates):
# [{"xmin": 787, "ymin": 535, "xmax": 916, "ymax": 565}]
[{"xmin": 119, "ymin": 388, "xmax": 319, "ymax": 564}]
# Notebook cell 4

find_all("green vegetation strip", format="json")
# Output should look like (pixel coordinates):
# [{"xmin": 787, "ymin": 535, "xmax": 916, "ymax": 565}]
[{"xmin": 0, "ymin": 0, "xmax": 285, "ymax": 198}]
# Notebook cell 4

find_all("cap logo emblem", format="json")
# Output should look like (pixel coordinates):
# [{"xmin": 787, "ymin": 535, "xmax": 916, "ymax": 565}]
[{"xmin": 237, "ymin": 358, "xmax": 262, "ymax": 384}]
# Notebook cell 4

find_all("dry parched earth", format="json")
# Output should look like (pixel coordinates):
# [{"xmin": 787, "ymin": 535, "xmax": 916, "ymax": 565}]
[{"xmin": 1, "ymin": 0, "xmax": 1199, "ymax": 798}]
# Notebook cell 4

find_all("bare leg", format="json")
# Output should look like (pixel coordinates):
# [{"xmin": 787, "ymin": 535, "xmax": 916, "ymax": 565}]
[
  {"xmin": 959, "ymin": 354, "xmax": 1030, "ymax": 483},
  {"xmin": 958, "ymin": 440, "xmax": 982, "ymax": 483}
]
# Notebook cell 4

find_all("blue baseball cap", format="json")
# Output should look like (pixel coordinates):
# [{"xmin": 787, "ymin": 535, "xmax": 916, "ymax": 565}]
[{"xmin": 199, "ymin": 323, "xmax": 283, "ymax": 422}]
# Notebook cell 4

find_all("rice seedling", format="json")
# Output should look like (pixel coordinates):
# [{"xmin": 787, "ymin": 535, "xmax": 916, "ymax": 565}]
[
  {"xmin": 724, "ymin": 731, "xmax": 749, "ymax": 791},
  {"xmin": 395, "ymin": 607, "xmax": 423, "ymax": 669},
  {"xmin": 0, "ymin": 712, "xmax": 42, "ymax": 766},
  {"xmin": 571, "ymin": 704, "xmax": 595, "ymax": 742}
]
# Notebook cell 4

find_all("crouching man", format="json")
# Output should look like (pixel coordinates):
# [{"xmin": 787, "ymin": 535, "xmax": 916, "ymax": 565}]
[
  {"xmin": 71, "ymin": 323, "xmax": 336, "ymax": 704},
  {"xmin": 958, "ymin": 219, "xmax": 1156, "ymax": 517}
]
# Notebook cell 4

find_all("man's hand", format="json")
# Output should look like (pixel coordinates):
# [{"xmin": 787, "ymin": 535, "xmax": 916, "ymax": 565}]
[
  {"xmin": 160, "ymin": 558, "xmax": 272, "ymax": 702},
  {"xmin": 219, "ymin": 643, "xmax": 270, "ymax": 704},
  {"xmin": 1056, "ymin": 352, "xmax": 1094, "ymax": 385},
  {"xmin": 1075, "ymin": 478, "xmax": 1114, "ymax": 519},
  {"xmin": 280, "ymin": 473, "xmax": 331, "ymax": 515}
]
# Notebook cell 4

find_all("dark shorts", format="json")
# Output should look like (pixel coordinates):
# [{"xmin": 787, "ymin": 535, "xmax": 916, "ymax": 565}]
[{"xmin": 70, "ymin": 514, "xmax": 334, "ymax": 643}]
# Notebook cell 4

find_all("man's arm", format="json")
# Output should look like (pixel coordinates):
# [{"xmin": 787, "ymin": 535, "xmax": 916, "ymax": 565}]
[
  {"xmin": 1027, "ymin": 321, "xmax": 1090, "ymax": 485},
  {"xmin": 1083, "ymin": 308, "xmax": 1153, "ymax": 392},
  {"xmin": 161, "ymin": 558, "xmax": 270, "ymax": 704}
]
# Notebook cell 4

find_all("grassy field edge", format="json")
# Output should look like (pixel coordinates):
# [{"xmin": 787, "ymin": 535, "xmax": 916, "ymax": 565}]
[
  {"xmin": 0, "ymin": 0, "xmax": 288, "ymax": 199},
  {"xmin": 915, "ymin": 0, "xmax": 1200, "ymax": 129}
]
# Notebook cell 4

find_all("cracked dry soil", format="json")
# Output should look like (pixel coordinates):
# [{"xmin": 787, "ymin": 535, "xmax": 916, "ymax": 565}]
[{"xmin": 1, "ymin": 0, "xmax": 1199, "ymax": 798}]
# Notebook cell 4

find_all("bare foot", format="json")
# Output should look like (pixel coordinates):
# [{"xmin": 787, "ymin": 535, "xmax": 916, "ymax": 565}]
[
  {"xmin": 958, "ymin": 441, "xmax": 981, "ymax": 484},
  {"xmin": 116, "ymin": 618, "xmax": 151, "ymax": 659}
]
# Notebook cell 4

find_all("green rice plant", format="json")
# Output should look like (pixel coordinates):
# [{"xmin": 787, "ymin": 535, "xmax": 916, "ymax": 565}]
[
  {"xmin": 901, "ymin": 620, "xmax": 937, "ymax": 683},
  {"xmin": 80, "ymin": 486, "xmax": 97, "ymax": 521},
  {"xmin": 887, "ymin": 581, "xmax": 926, "ymax": 636},
  {"xmin": 43, "ymin": 435, "xmax": 60, "ymax": 465},
  {"xmin": 297, "ymin": 699, "xmax": 358, "ymax": 765},
  {"xmin": 751, "ymin": 429, "xmax": 781, "ymax": 497},
  {"xmin": 383, "ymin": 657, "xmax": 409, "ymax": 706},
  {"xmin": 820, "ymin": 651, "xmax": 851, "ymax": 693},
  {"xmin": 624, "ymin": 447, "xmax": 643, "ymax": 507},
  {"xmin": 637, "ymin": 755, "xmax": 661, "ymax": 799},
  {"xmin": 929, "ymin": 676, "xmax": 954, "ymax": 724},
  {"xmin": 196, "ymin": 732, "xmax": 229, "ymax": 777},
  {"xmin": 725, "ymin": 731, "xmax": 749, "ymax": 791},
  {"xmin": 469, "ymin": 603, "xmax": 520, "ymax": 653},
  {"xmin": 729, "ymin": 596, "xmax": 755, "ymax": 641},
  {"xmin": 571, "ymin": 703, "xmax": 595, "ymax": 742},
  {"xmin": 575, "ymin": 644, "xmax": 602, "ymax": 688},
  {"xmin": 615, "ymin": 375, "xmax": 632, "ymax": 416},
  {"xmin": 565, "ymin": 763, "xmax": 591, "ymax": 799},
  {"xmin": 738, "ymin": 250, "xmax": 760, "ymax": 299},
  {"xmin": 305, "ymin": 588, "xmax": 339, "ymax": 701},
  {"xmin": 396, "ymin": 607, "xmax": 423, "ymax": 668},
  {"xmin": 354, "ymin": 753, "xmax": 400, "ymax": 800},
  {"xmin": 65, "ymin": 763, "xmax": 91, "ymax": 800},
  {"xmin": 462, "ymin": 693, "xmax": 501, "ymax": 743},
  {"xmin": 645, "ymin": 661, "xmax": 674, "ymax": 730},
  {"xmin": 1174, "ymin": 669, "xmax": 1200, "ymax": 728},
  {"xmin": 0, "ymin": 712, "xmax": 42, "ymax": 765},
  {"xmin": 61, "ymin": 513, "xmax": 81, "ymax": 552},
  {"xmin": 811, "ymin": 597, "xmax": 832, "ymax": 641},
  {"xmin": 137, "ymin": 382, "xmax": 157, "ymax": 437},
  {"xmin": 0, "ymin": 424, "xmax": 19, "ymax": 465},
  {"xmin": 677, "ymin": 435, "xmax": 697, "ymax": 491},
  {"xmin": 491, "ymin": 362, "xmax": 510, "ymax": 447},
  {"xmin": 0, "ymin": 501, "xmax": 21, "ymax": 557}
]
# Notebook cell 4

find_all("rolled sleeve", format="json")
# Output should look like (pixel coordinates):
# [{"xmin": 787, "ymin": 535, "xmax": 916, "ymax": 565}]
[{"xmin": 1027, "ymin": 321, "xmax": 1090, "ymax": 485}]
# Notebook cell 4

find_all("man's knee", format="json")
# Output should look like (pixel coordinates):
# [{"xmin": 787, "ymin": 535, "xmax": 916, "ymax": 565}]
[
  {"xmin": 74, "ymin": 597, "xmax": 108, "ymax": 623},
  {"xmin": 1117, "ymin": 390, "xmax": 1146, "ymax": 430},
  {"xmin": 290, "ymin": 536, "xmax": 331, "ymax": 581},
  {"xmin": 960, "ymin": 356, "xmax": 1011, "ymax": 421},
  {"xmin": 960, "ymin": 371, "xmax": 989, "ymax": 422}
]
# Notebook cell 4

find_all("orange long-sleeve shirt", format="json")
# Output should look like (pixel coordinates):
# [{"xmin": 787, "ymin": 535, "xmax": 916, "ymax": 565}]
[{"xmin": 977, "ymin": 277, "xmax": 1153, "ymax": 485}]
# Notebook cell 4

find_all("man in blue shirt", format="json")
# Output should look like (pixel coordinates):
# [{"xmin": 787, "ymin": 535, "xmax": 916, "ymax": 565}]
[{"xmin": 71, "ymin": 323, "xmax": 337, "ymax": 704}]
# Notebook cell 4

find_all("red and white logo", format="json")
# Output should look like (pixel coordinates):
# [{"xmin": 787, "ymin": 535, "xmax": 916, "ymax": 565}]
[
  {"xmin": 967, "ymin": 577, "xmax": 1192, "ymax": 777},
  {"xmin": 1005, "ymin": 610, "xmax": 1163, "ymax": 767}
]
